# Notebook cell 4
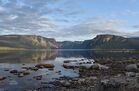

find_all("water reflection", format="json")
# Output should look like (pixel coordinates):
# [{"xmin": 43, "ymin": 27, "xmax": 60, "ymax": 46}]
[
  {"xmin": 0, "ymin": 50, "xmax": 139, "ymax": 63},
  {"xmin": 0, "ymin": 50, "xmax": 58, "ymax": 63},
  {"xmin": 58, "ymin": 50, "xmax": 139, "ymax": 60}
]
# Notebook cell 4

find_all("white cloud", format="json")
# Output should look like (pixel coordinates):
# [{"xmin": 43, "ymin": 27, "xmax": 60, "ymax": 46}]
[
  {"xmin": 124, "ymin": 10, "xmax": 139, "ymax": 16},
  {"xmin": 0, "ymin": 0, "xmax": 138, "ymax": 41},
  {"xmin": 0, "ymin": 6, "xmax": 5, "ymax": 12}
]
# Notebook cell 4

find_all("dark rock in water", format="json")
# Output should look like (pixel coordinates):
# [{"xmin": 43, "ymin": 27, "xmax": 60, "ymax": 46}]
[
  {"xmin": 18, "ymin": 73, "xmax": 24, "ymax": 77},
  {"xmin": 4, "ymin": 68, "xmax": 10, "ymax": 71},
  {"xmin": 22, "ymin": 67, "xmax": 39, "ymax": 71},
  {"xmin": 0, "ymin": 76, "xmax": 6, "ymax": 81},
  {"xmin": 10, "ymin": 70, "xmax": 30, "ymax": 77},
  {"xmin": 10, "ymin": 70, "xmax": 18, "ymax": 74},
  {"xmin": 64, "ymin": 60, "xmax": 71, "ymax": 63},
  {"xmin": 63, "ymin": 64, "xmax": 76, "ymax": 69},
  {"xmin": 125, "ymin": 64, "xmax": 138, "ymax": 72},
  {"xmin": 33, "ymin": 75, "xmax": 42, "ymax": 80},
  {"xmin": 48, "ymin": 68, "xmax": 54, "ymax": 71},
  {"xmin": 64, "ymin": 60, "xmax": 77, "ymax": 63},
  {"xmin": 35, "ymin": 64, "xmax": 54, "ymax": 69}
]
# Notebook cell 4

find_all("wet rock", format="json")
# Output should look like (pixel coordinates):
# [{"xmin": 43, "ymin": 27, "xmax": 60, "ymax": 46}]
[
  {"xmin": 64, "ymin": 60, "xmax": 71, "ymax": 63},
  {"xmin": 126, "ymin": 72, "xmax": 136, "ymax": 77},
  {"xmin": 63, "ymin": 64, "xmax": 76, "ymax": 69},
  {"xmin": 18, "ymin": 73, "xmax": 24, "ymax": 77},
  {"xmin": 101, "ymin": 79, "xmax": 121, "ymax": 89},
  {"xmin": 10, "ymin": 70, "xmax": 30, "ymax": 77},
  {"xmin": 10, "ymin": 70, "xmax": 18, "ymax": 74},
  {"xmin": 90, "ymin": 64, "xmax": 99, "ymax": 70},
  {"xmin": 90, "ymin": 64, "xmax": 109, "ymax": 70},
  {"xmin": 17, "ymin": 71, "xmax": 30, "ymax": 77},
  {"xmin": 63, "ymin": 59, "xmax": 95, "ymax": 69},
  {"xmin": 4, "ymin": 68, "xmax": 10, "ymax": 71},
  {"xmin": 35, "ymin": 64, "xmax": 54, "ymax": 69},
  {"xmin": 78, "ymin": 78, "xmax": 85, "ymax": 84},
  {"xmin": 56, "ymin": 71, "xmax": 62, "ymax": 75},
  {"xmin": 59, "ymin": 80, "xmax": 71, "ymax": 87},
  {"xmin": 33, "ymin": 75, "xmax": 42, "ymax": 80},
  {"xmin": 48, "ymin": 68, "xmax": 54, "ymax": 71},
  {"xmin": 99, "ymin": 65, "xmax": 109, "ymax": 70},
  {"xmin": 125, "ymin": 64, "xmax": 138, "ymax": 72},
  {"xmin": 22, "ymin": 67, "xmax": 39, "ymax": 71},
  {"xmin": 0, "ymin": 76, "xmax": 6, "ymax": 81}
]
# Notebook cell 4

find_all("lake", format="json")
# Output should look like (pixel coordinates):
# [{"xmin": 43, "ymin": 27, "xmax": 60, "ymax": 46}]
[{"xmin": 0, "ymin": 50, "xmax": 139, "ymax": 91}]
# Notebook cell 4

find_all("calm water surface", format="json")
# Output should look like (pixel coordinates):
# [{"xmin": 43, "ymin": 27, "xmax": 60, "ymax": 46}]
[{"xmin": 0, "ymin": 50, "xmax": 139, "ymax": 91}]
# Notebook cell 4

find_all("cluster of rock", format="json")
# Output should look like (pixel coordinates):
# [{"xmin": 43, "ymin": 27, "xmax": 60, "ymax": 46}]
[
  {"xmin": 63, "ymin": 59, "xmax": 109, "ymax": 70},
  {"xmin": 0, "ymin": 63, "xmax": 55, "ymax": 83}
]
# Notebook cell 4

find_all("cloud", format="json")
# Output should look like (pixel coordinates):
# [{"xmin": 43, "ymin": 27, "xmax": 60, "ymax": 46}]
[
  {"xmin": 0, "ymin": 0, "xmax": 83, "ymax": 35},
  {"xmin": 123, "ymin": 10, "xmax": 139, "ymax": 16},
  {"xmin": 54, "ymin": 18, "xmax": 129, "ymax": 41},
  {"xmin": 0, "ymin": 6, "xmax": 5, "ymax": 12},
  {"xmin": 0, "ymin": 0, "xmax": 139, "ymax": 41},
  {"xmin": 132, "ymin": 25, "xmax": 139, "ymax": 29},
  {"xmin": 0, "ymin": 0, "xmax": 62, "ymax": 35}
]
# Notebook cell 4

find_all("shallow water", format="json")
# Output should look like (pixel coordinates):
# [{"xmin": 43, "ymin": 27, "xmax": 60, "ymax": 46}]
[{"xmin": 0, "ymin": 50, "xmax": 139, "ymax": 91}]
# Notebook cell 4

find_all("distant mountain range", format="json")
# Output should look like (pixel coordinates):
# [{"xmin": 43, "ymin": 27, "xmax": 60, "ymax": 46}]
[
  {"xmin": 1, "ymin": 34, "xmax": 139, "ymax": 50},
  {"xmin": 58, "ymin": 34, "xmax": 139, "ymax": 50}
]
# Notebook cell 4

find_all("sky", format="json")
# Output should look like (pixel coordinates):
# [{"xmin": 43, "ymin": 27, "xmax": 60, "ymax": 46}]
[{"xmin": 0, "ymin": 0, "xmax": 139, "ymax": 41}]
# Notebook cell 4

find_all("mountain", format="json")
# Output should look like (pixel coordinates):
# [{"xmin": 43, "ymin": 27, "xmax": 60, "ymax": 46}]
[
  {"xmin": 58, "ymin": 34, "xmax": 139, "ymax": 49},
  {"xmin": 84, "ymin": 34, "xmax": 139, "ymax": 49},
  {"xmin": 0, "ymin": 35, "xmax": 58, "ymax": 49},
  {"xmin": 58, "ymin": 41, "xmax": 83, "ymax": 49},
  {"xmin": 1, "ymin": 34, "xmax": 139, "ymax": 50}
]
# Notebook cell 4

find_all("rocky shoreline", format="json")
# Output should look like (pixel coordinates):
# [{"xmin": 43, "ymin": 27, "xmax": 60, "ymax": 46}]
[
  {"xmin": 53, "ymin": 59, "xmax": 139, "ymax": 91},
  {"xmin": 25, "ymin": 59, "xmax": 139, "ymax": 91},
  {"xmin": 1, "ymin": 58, "xmax": 139, "ymax": 91}
]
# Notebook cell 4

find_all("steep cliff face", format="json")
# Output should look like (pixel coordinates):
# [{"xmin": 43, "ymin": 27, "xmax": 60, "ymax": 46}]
[
  {"xmin": 1, "ymin": 34, "xmax": 139, "ymax": 50},
  {"xmin": 0, "ymin": 35, "xmax": 58, "ymax": 49},
  {"xmin": 58, "ymin": 34, "xmax": 139, "ymax": 49},
  {"xmin": 82, "ymin": 34, "xmax": 139, "ymax": 49},
  {"xmin": 58, "ymin": 41, "xmax": 83, "ymax": 49}
]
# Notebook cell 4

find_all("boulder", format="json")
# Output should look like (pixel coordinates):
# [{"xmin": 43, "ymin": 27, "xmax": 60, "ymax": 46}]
[
  {"xmin": 10, "ymin": 70, "xmax": 18, "ymax": 74},
  {"xmin": 59, "ymin": 80, "xmax": 71, "ymax": 87},
  {"xmin": 125, "ymin": 64, "xmax": 138, "ymax": 72},
  {"xmin": 101, "ymin": 79, "xmax": 121, "ymax": 89},
  {"xmin": 125, "ymin": 72, "xmax": 136, "ymax": 77},
  {"xmin": 90, "ymin": 64, "xmax": 99, "ymax": 70},
  {"xmin": 35, "ymin": 64, "xmax": 54, "ymax": 69},
  {"xmin": 33, "ymin": 75, "xmax": 42, "ymax": 80},
  {"xmin": 10, "ymin": 70, "xmax": 30, "ymax": 77}
]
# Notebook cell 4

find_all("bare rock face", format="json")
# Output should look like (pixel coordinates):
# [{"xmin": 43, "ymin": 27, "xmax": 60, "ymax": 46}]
[{"xmin": 0, "ymin": 35, "xmax": 58, "ymax": 49}]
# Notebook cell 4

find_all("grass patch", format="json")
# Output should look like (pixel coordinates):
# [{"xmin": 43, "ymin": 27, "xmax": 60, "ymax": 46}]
[{"xmin": 0, "ymin": 47, "xmax": 27, "ymax": 51}]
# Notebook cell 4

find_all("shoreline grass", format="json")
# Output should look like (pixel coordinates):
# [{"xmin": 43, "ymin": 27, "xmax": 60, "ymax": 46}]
[{"xmin": 0, "ymin": 47, "xmax": 27, "ymax": 51}]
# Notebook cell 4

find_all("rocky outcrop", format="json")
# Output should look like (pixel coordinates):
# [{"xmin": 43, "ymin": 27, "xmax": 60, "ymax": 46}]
[
  {"xmin": 58, "ymin": 34, "xmax": 139, "ymax": 49},
  {"xmin": 0, "ymin": 35, "xmax": 58, "ymax": 49}
]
